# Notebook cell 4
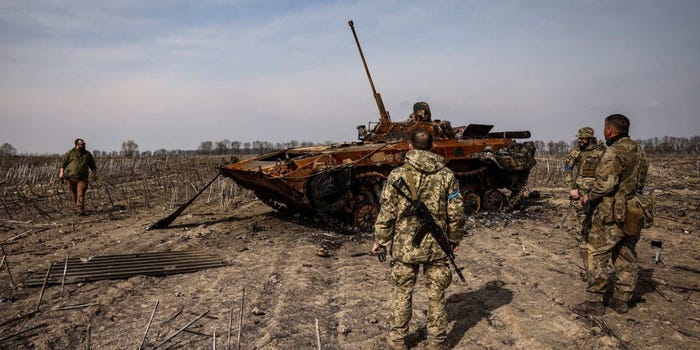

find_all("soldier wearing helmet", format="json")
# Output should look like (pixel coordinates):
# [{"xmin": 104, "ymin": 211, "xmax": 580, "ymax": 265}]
[
  {"xmin": 406, "ymin": 101, "xmax": 432, "ymax": 122},
  {"xmin": 563, "ymin": 127, "xmax": 606, "ymax": 265}
]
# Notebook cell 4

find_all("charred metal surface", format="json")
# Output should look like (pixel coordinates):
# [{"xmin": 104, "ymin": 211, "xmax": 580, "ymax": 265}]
[
  {"xmin": 219, "ymin": 20, "xmax": 537, "ymax": 232},
  {"xmin": 22, "ymin": 251, "xmax": 227, "ymax": 286}
]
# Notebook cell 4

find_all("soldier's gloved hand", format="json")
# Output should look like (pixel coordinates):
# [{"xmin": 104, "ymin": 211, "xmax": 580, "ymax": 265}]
[{"xmin": 636, "ymin": 185, "xmax": 644, "ymax": 194}]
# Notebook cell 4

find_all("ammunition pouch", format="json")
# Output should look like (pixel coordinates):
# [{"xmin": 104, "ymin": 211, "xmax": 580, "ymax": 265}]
[
  {"xmin": 623, "ymin": 199, "xmax": 643, "ymax": 235},
  {"xmin": 623, "ymin": 193, "xmax": 656, "ymax": 235}
]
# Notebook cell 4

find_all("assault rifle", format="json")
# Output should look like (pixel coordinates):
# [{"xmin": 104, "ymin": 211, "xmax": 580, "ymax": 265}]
[
  {"xmin": 391, "ymin": 178, "xmax": 466, "ymax": 282},
  {"xmin": 581, "ymin": 197, "xmax": 600, "ymax": 241},
  {"xmin": 561, "ymin": 196, "xmax": 574, "ymax": 226}
]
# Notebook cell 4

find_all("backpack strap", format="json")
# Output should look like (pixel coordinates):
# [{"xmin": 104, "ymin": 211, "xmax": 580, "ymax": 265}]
[{"xmin": 405, "ymin": 170, "xmax": 419, "ymax": 201}]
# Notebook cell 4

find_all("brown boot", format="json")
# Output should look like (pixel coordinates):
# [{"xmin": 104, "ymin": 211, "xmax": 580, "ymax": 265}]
[
  {"xmin": 572, "ymin": 301, "xmax": 605, "ymax": 316},
  {"xmin": 608, "ymin": 298, "xmax": 629, "ymax": 314},
  {"xmin": 388, "ymin": 341, "xmax": 408, "ymax": 350},
  {"xmin": 428, "ymin": 343, "xmax": 446, "ymax": 350}
]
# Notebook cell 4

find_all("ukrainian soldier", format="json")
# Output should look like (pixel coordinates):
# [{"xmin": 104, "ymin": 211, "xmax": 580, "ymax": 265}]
[
  {"xmin": 406, "ymin": 101, "xmax": 432, "ymax": 122},
  {"xmin": 573, "ymin": 114, "xmax": 649, "ymax": 316},
  {"xmin": 372, "ymin": 129, "xmax": 466, "ymax": 350},
  {"xmin": 563, "ymin": 127, "xmax": 606, "ymax": 267},
  {"xmin": 59, "ymin": 138, "xmax": 97, "ymax": 215}
]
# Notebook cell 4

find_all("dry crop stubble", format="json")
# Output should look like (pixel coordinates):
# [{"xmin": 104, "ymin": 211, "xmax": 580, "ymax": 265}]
[{"xmin": 0, "ymin": 154, "xmax": 698, "ymax": 349}]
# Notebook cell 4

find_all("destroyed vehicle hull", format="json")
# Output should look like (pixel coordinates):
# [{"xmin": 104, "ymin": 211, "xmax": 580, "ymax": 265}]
[{"xmin": 220, "ymin": 127, "xmax": 535, "ymax": 232}]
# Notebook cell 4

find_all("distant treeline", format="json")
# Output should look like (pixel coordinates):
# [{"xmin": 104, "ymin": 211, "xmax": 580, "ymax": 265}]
[
  {"xmin": 532, "ymin": 135, "xmax": 700, "ymax": 156},
  {"xmin": 1, "ymin": 135, "xmax": 699, "ymax": 157}
]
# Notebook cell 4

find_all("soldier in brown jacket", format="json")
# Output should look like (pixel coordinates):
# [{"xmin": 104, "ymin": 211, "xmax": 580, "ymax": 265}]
[
  {"xmin": 372, "ymin": 129, "xmax": 466, "ymax": 350},
  {"xmin": 573, "ymin": 114, "xmax": 649, "ymax": 316}
]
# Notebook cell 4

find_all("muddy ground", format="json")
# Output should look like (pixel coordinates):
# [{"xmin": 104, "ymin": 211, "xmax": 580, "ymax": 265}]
[{"xmin": 1, "ymin": 156, "xmax": 699, "ymax": 350}]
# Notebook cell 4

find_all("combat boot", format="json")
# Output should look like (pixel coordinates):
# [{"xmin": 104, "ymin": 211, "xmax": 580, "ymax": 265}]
[
  {"xmin": 608, "ymin": 298, "xmax": 629, "ymax": 314},
  {"xmin": 387, "ymin": 341, "xmax": 408, "ymax": 350},
  {"xmin": 572, "ymin": 301, "xmax": 605, "ymax": 316},
  {"xmin": 428, "ymin": 343, "xmax": 446, "ymax": 350}
]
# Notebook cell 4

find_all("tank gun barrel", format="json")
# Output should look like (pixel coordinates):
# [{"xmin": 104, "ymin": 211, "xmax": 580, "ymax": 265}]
[
  {"xmin": 487, "ymin": 131, "xmax": 531, "ymax": 139},
  {"xmin": 348, "ymin": 20, "xmax": 391, "ymax": 125}
]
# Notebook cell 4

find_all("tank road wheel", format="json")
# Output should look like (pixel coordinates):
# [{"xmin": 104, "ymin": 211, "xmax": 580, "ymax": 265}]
[
  {"xmin": 462, "ymin": 191, "xmax": 481, "ymax": 215},
  {"xmin": 353, "ymin": 203, "xmax": 379, "ymax": 233},
  {"xmin": 483, "ymin": 190, "xmax": 507, "ymax": 212}
]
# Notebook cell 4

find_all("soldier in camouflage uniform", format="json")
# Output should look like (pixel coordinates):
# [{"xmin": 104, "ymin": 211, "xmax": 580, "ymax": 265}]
[
  {"xmin": 563, "ymin": 127, "xmax": 606, "ymax": 268},
  {"xmin": 573, "ymin": 114, "xmax": 649, "ymax": 316},
  {"xmin": 372, "ymin": 129, "xmax": 466, "ymax": 350},
  {"xmin": 564, "ymin": 127, "xmax": 606, "ymax": 231},
  {"xmin": 406, "ymin": 101, "xmax": 432, "ymax": 122}
]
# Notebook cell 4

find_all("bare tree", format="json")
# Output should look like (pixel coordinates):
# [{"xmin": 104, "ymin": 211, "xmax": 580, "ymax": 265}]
[
  {"xmin": 215, "ymin": 139, "xmax": 231, "ymax": 155},
  {"xmin": 121, "ymin": 140, "xmax": 140, "ymax": 157},
  {"xmin": 230, "ymin": 141, "xmax": 241, "ymax": 154},
  {"xmin": 198, "ymin": 141, "xmax": 213, "ymax": 155},
  {"xmin": 0, "ymin": 142, "xmax": 17, "ymax": 156}
]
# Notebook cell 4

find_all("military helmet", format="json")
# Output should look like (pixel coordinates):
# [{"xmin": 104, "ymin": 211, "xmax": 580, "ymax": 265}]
[
  {"xmin": 413, "ymin": 102, "xmax": 431, "ymax": 118},
  {"xmin": 576, "ymin": 127, "xmax": 595, "ymax": 139}
]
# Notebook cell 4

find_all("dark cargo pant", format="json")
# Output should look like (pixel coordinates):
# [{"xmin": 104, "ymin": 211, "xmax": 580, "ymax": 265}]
[{"xmin": 390, "ymin": 259, "xmax": 452, "ymax": 346}]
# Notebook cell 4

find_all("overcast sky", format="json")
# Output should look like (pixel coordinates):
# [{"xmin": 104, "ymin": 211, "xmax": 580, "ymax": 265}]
[{"xmin": 1, "ymin": 0, "xmax": 699, "ymax": 154}]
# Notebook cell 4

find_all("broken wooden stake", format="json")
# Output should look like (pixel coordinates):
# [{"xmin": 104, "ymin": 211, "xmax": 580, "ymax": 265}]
[
  {"xmin": 0, "ymin": 322, "xmax": 47, "ymax": 343},
  {"xmin": 51, "ymin": 302, "xmax": 100, "ymax": 311},
  {"xmin": 237, "ymin": 288, "xmax": 245, "ymax": 350},
  {"xmin": 60, "ymin": 254, "xmax": 69, "ymax": 297},
  {"xmin": 0, "ymin": 245, "xmax": 17, "ymax": 290},
  {"xmin": 35, "ymin": 263, "xmax": 52, "ymax": 312},
  {"xmin": 154, "ymin": 310, "xmax": 210, "ymax": 349},
  {"xmin": 315, "ymin": 318, "xmax": 321, "ymax": 350},
  {"xmin": 227, "ymin": 306, "xmax": 233, "ymax": 350},
  {"xmin": 654, "ymin": 284, "xmax": 672, "ymax": 302},
  {"xmin": 0, "ymin": 229, "xmax": 34, "ymax": 245},
  {"xmin": 139, "ymin": 299, "xmax": 159, "ymax": 350}
]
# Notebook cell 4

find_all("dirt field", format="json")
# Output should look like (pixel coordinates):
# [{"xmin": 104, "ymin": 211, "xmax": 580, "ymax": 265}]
[{"xmin": 1, "ymin": 155, "xmax": 699, "ymax": 349}]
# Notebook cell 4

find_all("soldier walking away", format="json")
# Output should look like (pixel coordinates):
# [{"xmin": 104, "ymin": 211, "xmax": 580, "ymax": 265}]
[
  {"xmin": 563, "ymin": 127, "xmax": 606, "ymax": 269},
  {"xmin": 372, "ymin": 129, "xmax": 466, "ymax": 350},
  {"xmin": 573, "ymin": 114, "xmax": 648, "ymax": 316},
  {"xmin": 59, "ymin": 138, "xmax": 97, "ymax": 216}
]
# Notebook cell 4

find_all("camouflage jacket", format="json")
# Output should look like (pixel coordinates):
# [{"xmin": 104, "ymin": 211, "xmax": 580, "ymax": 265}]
[
  {"xmin": 374, "ymin": 150, "xmax": 466, "ymax": 263},
  {"xmin": 61, "ymin": 148, "xmax": 96, "ymax": 180},
  {"xmin": 564, "ymin": 141, "xmax": 606, "ymax": 191},
  {"xmin": 589, "ymin": 136, "xmax": 648, "ymax": 223}
]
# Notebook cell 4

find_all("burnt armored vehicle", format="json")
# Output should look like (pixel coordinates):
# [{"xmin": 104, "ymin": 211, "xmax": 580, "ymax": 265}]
[{"xmin": 218, "ymin": 21, "xmax": 535, "ymax": 232}]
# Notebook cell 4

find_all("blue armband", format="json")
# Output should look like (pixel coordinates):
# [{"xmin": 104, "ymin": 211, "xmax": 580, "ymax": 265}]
[
  {"xmin": 448, "ymin": 190, "xmax": 460, "ymax": 200},
  {"xmin": 564, "ymin": 165, "xmax": 574, "ymax": 171}
]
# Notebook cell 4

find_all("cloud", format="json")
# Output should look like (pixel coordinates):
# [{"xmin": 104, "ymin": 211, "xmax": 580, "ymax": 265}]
[{"xmin": 1, "ymin": 0, "xmax": 699, "ymax": 153}]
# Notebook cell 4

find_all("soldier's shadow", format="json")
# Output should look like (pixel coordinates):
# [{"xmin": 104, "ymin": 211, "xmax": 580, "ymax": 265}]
[{"xmin": 405, "ymin": 280, "xmax": 513, "ymax": 348}]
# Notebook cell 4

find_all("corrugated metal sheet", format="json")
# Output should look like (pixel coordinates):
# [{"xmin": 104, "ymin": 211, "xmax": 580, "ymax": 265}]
[{"xmin": 23, "ymin": 251, "xmax": 227, "ymax": 287}]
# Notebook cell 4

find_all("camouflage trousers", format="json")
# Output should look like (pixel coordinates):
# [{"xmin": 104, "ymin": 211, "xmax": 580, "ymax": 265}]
[
  {"xmin": 389, "ymin": 259, "xmax": 452, "ymax": 346},
  {"xmin": 572, "ymin": 199, "xmax": 588, "ymax": 270},
  {"xmin": 584, "ymin": 221, "xmax": 640, "ymax": 302}
]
